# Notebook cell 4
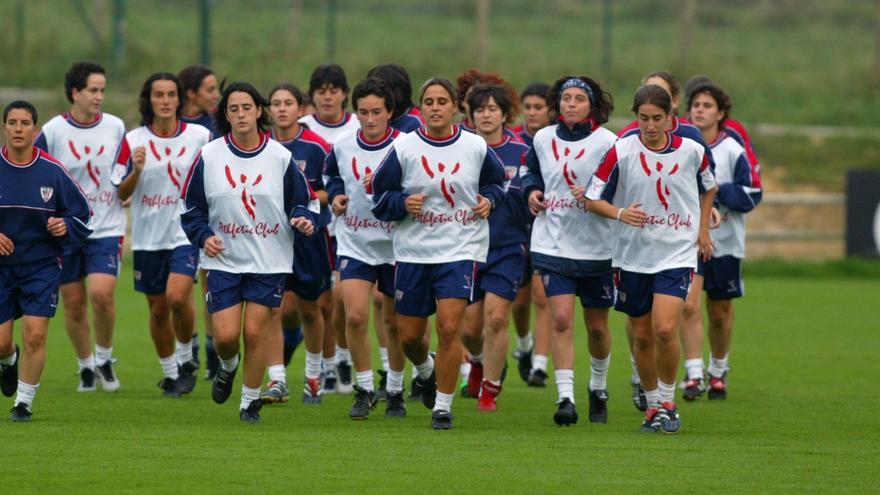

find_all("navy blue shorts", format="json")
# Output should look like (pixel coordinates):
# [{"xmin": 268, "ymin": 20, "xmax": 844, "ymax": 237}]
[
  {"xmin": 285, "ymin": 272, "xmax": 332, "ymax": 302},
  {"xmin": 539, "ymin": 268, "xmax": 615, "ymax": 308},
  {"xmin": 205, "ymin": 270, "xmax": 286, "ymax": 313},
  {"xmin": 133, "ymin": 245, "xmax": 199, "ymax": 295},
  {"xmin": 703, "ymin": 255, "xmax": 743, "ymax": 300},
  {"xmin": 394, "ymin": 260, "xmax": 478, "ymax": 317},
  {"xmin": 61, "ymin": 236, "xmax": 123, "ymax": 284},
  {"xmin": 0, "ymin": 258, "xmax": 63, "ymax": 322},
  {"xmin": 472, "ymin": 244, "xmax": 526, "ymax": 303},
  {"xmin": 614, "ymin": 267, "xmax": 694, "ymax": 317},
  {"xmin": 338, "ymin": 256, "xmax": 395, "ymax": 298}
]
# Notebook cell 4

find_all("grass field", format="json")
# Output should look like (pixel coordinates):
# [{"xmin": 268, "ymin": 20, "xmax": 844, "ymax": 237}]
[{"xmin": 1, "ymin": 260, "xmax": 877, "ymax": 493}]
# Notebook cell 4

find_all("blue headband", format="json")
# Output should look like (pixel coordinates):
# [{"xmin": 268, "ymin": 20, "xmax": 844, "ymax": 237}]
[{"xmin": 560, "ymin": 78, "xmax": 595, "ymax": 105}]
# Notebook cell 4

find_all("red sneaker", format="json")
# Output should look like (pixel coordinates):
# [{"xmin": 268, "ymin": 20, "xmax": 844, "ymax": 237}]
[
  {"xmin": 465, "ymin": 360, "xmax": 483, "ymax": 398},
  {"xmin": 476, "ymin": 379, "xmax": 501, "ymax": 412}
]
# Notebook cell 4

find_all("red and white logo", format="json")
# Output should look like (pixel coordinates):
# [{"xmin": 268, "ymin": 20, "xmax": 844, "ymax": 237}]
[
  {"xmin": 224, "ymin": 164, "xmax": 263, "ymax": 220},
  {"xmin": 68, "ymin": 140, "xmax": 106, "ymax": 188},
  {"xmin": 551, "ymin": 138, "xmax": 586, "ymax": 187},
  {"xmin": 421, "ymin": 155, "xmax": 460, "ymax": 208},
  {"xmin": 352, "ymin": 156, "xmax": 373, "ymax": 193},
  {"xmin": 149, "ymin": 140, "xmax": 187, "ymax": 192},
  {"xmin": 639, "ymin": 152, "xmax": 680, "ymax": 211}
]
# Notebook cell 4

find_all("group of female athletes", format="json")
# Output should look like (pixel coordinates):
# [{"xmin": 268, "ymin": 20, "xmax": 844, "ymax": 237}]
[{"xmin": 0, "ymin": 61, "xmax": 761, "ymax": 432}]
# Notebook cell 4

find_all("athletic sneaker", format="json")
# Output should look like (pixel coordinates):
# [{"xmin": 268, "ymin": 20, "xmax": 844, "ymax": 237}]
[
  {"xmin": 158, "ymin": 377, "xmax": 181, "ymax": 398},
  {"xmin": 588, "ymin": 389, "xmax": 609, "ymax": 423},
  {"xmin": 385, "ymin": 391, "xmax": 406, "ymax": 417},
  {"xmin": 239, "ymin": 399, "xmax": 263, "ymax": 423},
  {"xmin": 0, "ymin": 344, "xmax": 19, "ymax": 397},
  {"xmin": 659, "ymin": 401, "xmax": 681, "ymax": 434},
  {"xmin": 464, "ymin": 360, "xmax": 483, "ymax": 398},
  {"xmin": 95, "ymin": 359, "xmax": 120, "ymax": 392},
  {"xmin": 407, "ymin": 376, "xmax": 423, "ymax": 402},
  {"xmin": 10, "ymin": 402, "xmax": 32, "ymax": 422},
  {"xmin": 682, "ymin": 377, "xmax": 706, "ymax": 401},
  {"xmin": 527, "ymin": 368, "xmax": 547, "ymax": 387},
  {"xmin": 553, "ymin": 398, "xmax": 578, "ymax": 426},
  {"xmin": 192, "ymin": 335, "xmax": 201, "ymax": 368},
  {"xmin": 205, "ymin": 341, "xmax": 219, "ymax": 381},
  {"xmin": 303, "ymin": 376, "xmax": 323, "ymax": 404},
  {"xmin": 476, "ymin": 380, "xmax": 501, "ymax": 412},
  {"xmin": 349, "ymin": 385, "xmax": 378, "ymax": 420},
  {"xmin": 513, "ymin": 348, "xmax": 532, "ymax": 382},
  {"xmin": 708, "ymin": 373, "xmax": 727, "ymax": 400},
  {"xmin": 640, "ymin": 407, "xmax": 662, "ymax": 433},
  {"xmin": 631, "ymin": 381, "xmax": 648, "ymax": 411},
  {"xmin": 336, "ymin": 360, "xmax": 354, "ymax": 395},
  {"xmin": 177, "ymin": 360, "xmax": 198, "ymax": 394},
  {"xmin": 417, "ymin": 371, "xmax": 437, "ymax": 410},
  {"xmin": 261, "ymin": 380, "xmax": 290, "ymax": 404},
  {"xmin": 212, "ymin": 362, "xmax": 238, "ymax": 404},
  {"xmin": 78, "ymin": 367, "xmax": 97, "ymax": 392},
  {"xmin": 431, "ymin": 409, "xmax": 453, "ymax": 430},
  {"xmin": 322, "ymin": 368, "xmax": 338, "ymax": 394},
  {"xmin": 376, "ymin": 369, "xmax": 388, "ymax": 401}
]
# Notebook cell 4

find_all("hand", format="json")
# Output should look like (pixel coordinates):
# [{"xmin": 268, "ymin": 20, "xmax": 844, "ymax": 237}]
[
  {"xmin": 709, "ymin": 207, "xmax": 722, "ymax": 229},
  {"xmin": 618, "ymin": 202, "xmax": 647, "ymax": 227},
  {"xmin": 0, "ymin": 233, "xmax": 14, "ymax": 256},
  {"xmin": 331, "ymin": 195, "xmax": 349, "ymax": 216},
  {"xmin": 405, "ymin": 193, "xmax": 426, "ymax": 215},
  {"xmin": 472, "ymin": 194, "xmax": 491, "ymax": 219},
  {"xmin": 47, "ymin": 217, "xmax": 67, "ymax": 237},
  {"xmin": 132, "ymin": 146, "xmax": 146, "ymax": 172},
  {"xmin": 697, "ymin": 229, "xmax": 715, "ymax": 262},
  {"xmin": 570, "ymin": 185, "xmax": 586, "ymax": 204},
  {"xmin": 204, "ymin": 235, "xmax": 224, "ymax": 257},
  {"xmin": 121, "ymin": 198, "xmax": 132, "ymax": 208},
  {"xmin": 291, "ymin": 216, "xmax": 315, "ymax": 236},
  {"xmin": 362, "ymin": 172, "xmax": 373, "ymax": 191},
  {"xmin": 528, "ymin": 190, "xmax": 546, "ymax": 215}
]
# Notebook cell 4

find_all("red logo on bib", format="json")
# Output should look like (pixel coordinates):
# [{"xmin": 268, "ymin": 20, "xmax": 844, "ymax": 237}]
[
  {"xmin": 421, "ymin": 155, "xmax": 461, "ymax": 208},
  {"xmin": 68, "ymin": 141, "xmax": 106, "ymax": 188},
  {"xmin": 224, "ymin": 164, "xmax": 263, "ymax": 220},
  {"xmin": 639, "ymin": 152, "xmax": 679, "ymax": 211}
]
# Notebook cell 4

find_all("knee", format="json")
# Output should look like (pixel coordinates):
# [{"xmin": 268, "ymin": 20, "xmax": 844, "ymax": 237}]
[
  {"xmin": 551, "ymin": 312, "xmax": 572, "ymax": 334},
  {"xmin": 683, "ymin": 299, "xmax": 701, "ymax": 319},
  {"xmin": 243, "ymin": 324, "xmax": 264, "ymax": 345},
  {"xmin": 708, "ymin": 302, "xmax": 732, "ymax": 325},
  {"xmin": 149, "ymin": 301, "xmax": 169, "ymax": 322},
  {"xmin": 633, "ymin": 333, "xmax": 653, "ymax": 352},
  {"xmin": 90, "ymin": 290, "xmax": 115, "ymax": 313},
  {"xmin": 485, "ymin": 311, "xmax": 508, "ymax": 334},
  {"xmin": 345, "ymin": 308, "xmax": 369, "ymax": 331},
  {"xmin": 585, "ymin": 318, "xmax": 609, "ymax": 341},
  {"xmin": 23, "ymin": 326, "xmax": 48, "ymax": 351},
  {"xmin": 435, "ymin": 327, "xmax": 457, "ymax": 348},
  {"xmin": 654, "ymin": 322, "xmax": 677, "ymax": 344},
  {"xmin": 166, "ymin": 292, "xmax": 190, "ymax": 315},
  {"xmin": 63, "ymin": 294, "xmax": 87, "ymax": 319}
]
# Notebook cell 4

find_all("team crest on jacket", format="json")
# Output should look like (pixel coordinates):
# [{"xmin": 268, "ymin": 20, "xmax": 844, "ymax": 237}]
[
  {"xmin": 295, "ymin": 160, "xmax": 307, "ymax": 172},
  {"xmin": 505, "ymin": 166, "xmax": 517, "ymax": 180},
  {"xmin": 40, "ymin": 186, "xmax": 54, "ymax": 203}
]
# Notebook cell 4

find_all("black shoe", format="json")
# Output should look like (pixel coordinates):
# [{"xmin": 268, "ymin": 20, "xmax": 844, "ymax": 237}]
[
  {"xmin": 0, "ymin": 344, "xmax": 19, "ymax": 397},
  {"xmin": 553, "ymin": 398, "xmax": 578, "ymax": 426},
  {"xmin": 385, "ymin": 390, "xmax": 406, "ymax": 417},
  {"xmin": 191, "ymin": 333, "xmax": 201, "ymax": 368},
  {"xmin": 708, "ymin": 374, "xmax": 727, "ymax": 400},
  {"xmin": 513, "ymin": 348, "xmax": 532, "ymax": 382},
  {"xmin": 631, "ymin": 381, "xmax": 648, "ymax": 411},
  {"xmin": 177, "ymin": 360, "xmax": 198, "ymax": 394},
  {"xmin": 418, "ymin": 371, "xmax": 437, "ymax": 410},
  {"xmin": 407, "ymin": 376, "xmax": 423, "ymax": 401},
  {"xmin": 10, "ymin": 402, "xmax": 32, "ymax": 422},
  {"xmin": 78, "ymin": 367, "xmax": 97, "ymax": 392},
  {"xmin": 527, "ymin": 368, "xmax": 547, "ymax": 387},
  {"xmin": 158, "ymin": 377, "xmax": 181, "ymax": 398},
  {"xmin": 349, "ymin": 385, "xmax": 378, "ymax": 420},
  {"xmin": 682, "ymin": 377, "xmax": 706, "ymax": 401},
  {"xmin": 431, "ymin": 409, "xmax": 453, "ymax": 430},
  {"xmin": 205, "ymin": 340, "xmax": 219, "ymax": 381},
  {"xmin": 588, "ymin": 389, "xmax": 609, "ymax": 423},
  {"xmin": 336, "ymin": 360, "xmax": 354, "ymax": 394},
  {"xmin": 212, "ymin": 360, "xmax": 238, "ymax": 404},
  {"xmin": 95, "ymin": 359, "xmax": 120, "ymax": 392},
  {"xmin": 239, "ymin": 399, "xmax": 263, "ymax": 423},
  {"xmin": 376, "ymin": 370, "xmax": 388, "ymax": 401}
]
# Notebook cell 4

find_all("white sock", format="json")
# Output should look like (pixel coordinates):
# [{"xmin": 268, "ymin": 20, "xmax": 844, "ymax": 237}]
[
  {"xmin": 336, "ymin": 346, "xmax": 351, "ymax": 363},
  {"xmin": 470, "ymin": 352, "xmax": 483, "ymax": 364},
  {"xmin": 356, "ymin": 370, "xmax": 374, "ymax": 392},
  {"xmin": 414, "ymin": 355, "xmax": 434, "ymax": 380},
  {"xmin": 160, "ymin": 354, "xmax": 179, "ymax": 379},
  {"xmin": 658, "ymin": 379, "xmax": 676, "ymax": 404},
  {"xmin": 630, "ymin": 354, "xmax": 641, "ymax": 384},
  {"xmin": 517, "ymin": 332, "xmax": 534, "ymax": 353},
  {"xmin": 589, "ymin": 354, "xmax": 610, "ymax": 391},
  {"xmin": 708, "ymin": 354, "xmax": 729, "ymax": 377},
  {"xmin": 434, "ymin": 391, "xmax": 454, "ymax": 413},
  {"xmin": 555, "ymin": 369, "xmax": 574, "ymax": 403},
  {"xmin": 459, "ymin": 360, "xmax": 471, "ymax": 379},
  {"xmin": 176, "ymin": 339, "xmax": 193, "ymax": 365},
  {"xmin": 220, "ymin": 354, "xmax": 240, "ymax": 372},
  {"xmin": 387, "ymin": 369, "xmax": 404, "ymax": 394},
  {"xmin": 410, "ymin": 365, "xmax": 419, "ymax": 380},
  {"xmin": 532, "ymin": 354, "xmax": 548, "ymax": 372},
  {"xmin": 379, "ymin": 347, "xmax": 390, "ymax": 371},
  {"xmin": 95, "ymin": 345, "xmax": 112, "ymax": 365},
  {"xmin": 645, "ymin": 388, "xmax": 661, "ymax": 408},
  {"xmin": 305, "ymin": 352, "xmax": 322, "ymax": 379},
  {"xmin": 0, "ymin": 347, "xmax": 16, "ymax": 366},
  {"xmin": 78, "ymin": 354, "xmax": 96, "ymax": 371},
  {"xmin": 14, "ymin": 380, "xmax": 38, "ymax": 407},
  {"xmin": 322, "ymin": 356, "xmax": 336, "ymax": 372},
  {"xmin": 239, "ymin": 385, "xmax": 261, "ymax": 410},
  {"xmin": 685, "ymin": 358, "xmax": 705, "ymax": 380},
  {"xmin": 268, "ymin": 364, "xmax": 286, "ymax": 383}
]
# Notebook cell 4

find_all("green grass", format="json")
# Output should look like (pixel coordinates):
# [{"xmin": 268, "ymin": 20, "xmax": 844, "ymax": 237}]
[{"xmin": 1, "ymin": 259, "xmax": 878, "ymax": 493}]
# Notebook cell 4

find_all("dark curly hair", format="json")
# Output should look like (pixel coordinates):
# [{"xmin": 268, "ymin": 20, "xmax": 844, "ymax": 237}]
[
  {"xmin": 455, "ymin": 69, "xmax": 520, "ymax": 119},
  {"xmin": 215, "ymin": 81, "xmax": 271, "ymax": 136},
  {"xmin": 466, "ymin": 84, "xmax": 515, "ymax": 125},
  {"xmin": 687, "ymin": 83, "xmax": 732, "ymax": 130},
  {"xmin": 352, "ymin": 77, "xmax": 395, "ymax": 113},
  {"xmin": 548, "ymin": 75, "xmax": 613, "ymax": 124},
  {"xmin": 64, "ymin": 61, "xmax": 105, "ymax": 103}
]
